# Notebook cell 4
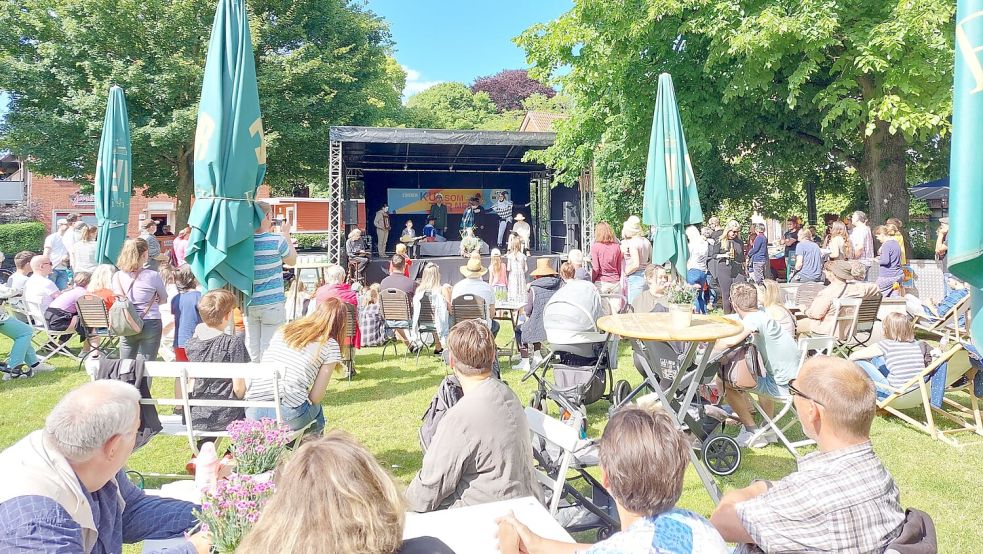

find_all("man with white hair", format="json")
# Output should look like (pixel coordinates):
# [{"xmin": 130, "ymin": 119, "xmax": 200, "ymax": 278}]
[
  {"xmin": 24, "ymin": 254, "xmax": 61, "ymax": 319},
  {"xmin": 0, "ymin": 380, "xmax": 208, "ymax": 553}
]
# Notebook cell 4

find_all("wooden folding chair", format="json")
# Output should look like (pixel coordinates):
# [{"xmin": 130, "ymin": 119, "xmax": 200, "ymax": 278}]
[
  {"xmin": 415, "ymin": 291, "xmax": 439, "ymax": 368},
  {"xmin": 840, "ymin": 295, "xmax": 882, "ymax": 353},
  {"xmin": 803, "ymin": 297, "xmax": 860, "ymax": 357},
  {"xmin": 913, "ymin": 294, "xmax": 970, "ymax": 343},
  {"xmin": 76, "ymin": 295, "xmax": 119, "ymax": 365},
  {"xmin": 450, "ymin": 294, "xmax": 487, "ymax": 326},
  {"xmin": 24, "ymin": 299, "xmax": 81, "ymax": 363},
  {"xmin": 795, "ymin": 282, "xmax": 826, "ymax": 310},
  {"xmin": 379, "ymin": 288, "xmax": 413, "ymax": 361},
  {"xmin": 341, "ymin": 302, "xmax": 357, "ymax": 380},
  {"xmin": 877, "ymin": 344, "xmax": 982, "ymax": 447}
]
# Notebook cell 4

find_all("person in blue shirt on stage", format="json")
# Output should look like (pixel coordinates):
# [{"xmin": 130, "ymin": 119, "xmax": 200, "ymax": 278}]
[{"xmin": 423, "ymin": 216, "xmax": 446, "ymax": 243}]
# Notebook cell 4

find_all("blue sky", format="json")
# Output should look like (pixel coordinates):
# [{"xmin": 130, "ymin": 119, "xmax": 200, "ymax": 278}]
[{"xmin": 366, "ymin": 0, "xmax": 571, "ymax": 98}]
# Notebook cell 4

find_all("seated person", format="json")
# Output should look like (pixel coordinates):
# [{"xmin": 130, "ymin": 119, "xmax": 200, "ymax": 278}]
[
  {"xmin": 184, "ymin": 289, "xmax": 249, "ymax": 432},
  {"xmin": 358, "ymin": 284, "xmax": 388, "ymax": 347},
  {"xmin": 422, "ymin": 216, "xmax": 446, "ymax": 243},
  {"xmin": 512, "ymin": 259, "xmax": 564, "ymax": 372},
  {"xmin": 44, "ymin": 271, "xmax": 91, "ymax": 340},
  {"xmin": 6, "ymin": 250, "xmax": 34, "ymax": 296},
  {"xmin": 497, "ymin": 405, "xmax": 728, "ymax": 554},
  {"xmin": 381, "ymin": 255, "xmax": 418, "ymax": 349},
  {"xmin": 632, "ymin": 263, "xmax": 670, "ymax": 314},
  {"xmin": 238, "ymin": 430, "xmax": 451, "ymax": 554},
  {"xmin": 850, "ymin": 312, "xmax": 931, "ymax": 399},
  {"xmin": 0, "ymin": 380, "xmax": 207, "ymax": 552},
  {"xmin": 405, "ymin": 321, "xmax": 538, "ymax": 511},
  {"xmin": 711, "ymin": 356, "xmax": 905, "ymax": 553},
  {"xmin": 758, "ymin": 279, "xmax": 797, "ymax": 339},
  {"xmin": 245, "ymin": 299, "xmax": 345, "ymax": 433},
  {"xmin": 905, "ymin": 274, "xmax": 969, "ymax": 321},
  {"xmin": 791, "ymin": 228, "xmax": 824, "ymax": 283},
  {"xmin": 23, "ymin": 254, "xmax": 61, "ymax": 319},
  {"xmin": 452, "ymin": 253, "xmax": 499, "ymax": 336},
  {"xmin": 345, "ymin": 228, "xmax": 369, "ymax": 276},
  {"xmin": 566, "ymin": 248, "xmax": 591, "ymax": 281},
  {"xmin": 796, "ymin": 260, "xmax": 879, "ymax": 336},
  {"xmin": 716, "ymin": 283, "xmax": 801, "ymax": 448},
  {"xmin": 401, "ymin": 220, "xmax": 420, "ymax": 257}
]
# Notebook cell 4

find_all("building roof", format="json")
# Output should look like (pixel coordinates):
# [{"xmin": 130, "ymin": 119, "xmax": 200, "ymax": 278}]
[
  {"xmin": 911, "ymin": 177, "xmax": 948, "ymax": 201},
  {"xmin": 518, "ymin": 111, "xmax": 566, "ymax": 133}
]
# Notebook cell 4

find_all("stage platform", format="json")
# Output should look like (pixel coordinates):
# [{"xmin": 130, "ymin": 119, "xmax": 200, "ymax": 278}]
[{"xmin": 366, "ymin": 252, "xmax": 561, "ymax": 286}]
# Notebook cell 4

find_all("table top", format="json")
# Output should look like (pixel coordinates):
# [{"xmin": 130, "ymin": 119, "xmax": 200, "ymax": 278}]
[
  {"xmin": 404, "ymin": 496, "xmax": 573, "ymax": 554},
  {"xmin": 597, "ymin": 312, "xmax": 744, "ymax": 342},
  {"xmin": 495, "ymin": 300, "xmax": 526, "ymax": 311}
]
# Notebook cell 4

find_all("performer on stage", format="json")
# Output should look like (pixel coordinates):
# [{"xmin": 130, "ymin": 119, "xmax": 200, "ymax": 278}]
[
  {"xmin": 346, "ymin": 228, "xmax": 370, "ymax": 276},
  {"xmin": 423, "ymin": 216, "xmax": 446, "ymax": 243},
  {"xmin": 401, "ymin": 219, "xmax": 421, "ymax": 257},
  {"xmin": 428, "ymin": 193, "xmax": 448, "ymax": 236},
  {"xmin": 460, "ymin": 196, "xmax": 481, "ymax": 237},
  {"xmin": 373, "ymin": 203, "xmax": 390, "ymax": 257},
  {"xmin": 512, "ymin": 213, "xmax": 531, "ymax": 252},
  {"xmin": 491, "ymin": 190, "xmax": 514, "ymax": 248}
]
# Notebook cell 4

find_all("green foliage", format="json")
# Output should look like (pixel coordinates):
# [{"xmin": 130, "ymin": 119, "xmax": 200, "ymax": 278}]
[
  {"xmin": 403, "ymin": 83, "xmax": 571, "ymax": 132},
  {"xmin": 517, "ymin": 0, "xmax": 954, "ymax": 227},
  {"xmin": 0, "ymin": 222, "xmax": 45, "ymax": 255},
  {"xmin": 0, "ymin": 0, "xmax": 404, "ymax": 202},
  {"xmin": 292, "ymin": 233, "xmax": 329, "ymax": 251}
]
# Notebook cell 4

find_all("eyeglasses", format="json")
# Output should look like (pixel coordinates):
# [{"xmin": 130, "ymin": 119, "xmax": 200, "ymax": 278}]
[{"xmin": 788, "ymin": 379, "xmax": 824, "ymax": 407}]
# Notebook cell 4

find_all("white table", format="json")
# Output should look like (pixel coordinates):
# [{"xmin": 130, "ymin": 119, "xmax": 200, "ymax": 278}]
[{"xmin": 404, "ymin": 497, "xmax": 574, "ymax": 554}]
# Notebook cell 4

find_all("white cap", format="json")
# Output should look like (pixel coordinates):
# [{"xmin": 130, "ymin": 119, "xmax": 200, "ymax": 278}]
[{"xmin": 56, "ymin": 218, "xmax": 67, "ymax": 226}]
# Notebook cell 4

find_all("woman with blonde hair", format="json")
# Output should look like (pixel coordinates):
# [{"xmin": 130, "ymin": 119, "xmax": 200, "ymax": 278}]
[
  {"xmin": 620, "ymin": 215, "xmax": 652, "ymax": 304},
  {"xmin": 759, "ymin": 280, "xmax": 796, "ymax": 338},
  {"xmin": 244, "ymin": 298, "xmax": 346, "ymax": 433},
  {"xmin": 708, "ymin": 220, "xmax": 747, "ymax": 313},
  {"xmin": 850, "ymin": 312, "xmax": 930, "ymax": 399},
  {"xmin": 413, "ymin": 263, "xmax": 451, "ymax": 354},
  {"xmin": 826, "ymin": 221, "xmax": 853, "ymax": 261},
  {"xmin": 112, "ymin": 238, "xmax": 168, "ymax": 360},
  {"xmin": 87, "ymin": 263, "xmax": 117, "ymax": 308},
  {"xmin": 72, "ymin": 225, "xmax": 99, "ymax": 273},
  {"xmin": 237, "ymin": 430, "xmax": 410, "ymax": 554}
]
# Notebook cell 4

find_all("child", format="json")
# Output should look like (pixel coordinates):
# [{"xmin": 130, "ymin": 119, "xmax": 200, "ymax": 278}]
[
  {"xmin": 358, "ymin": 284, "xmax": 387, "ymax": 347},
  {"xmin": 505, "ymin": 233, "xmax": 527, "ymax": 303},
  {"xmin": 44, "ymin": 271, "xmax": 91, "ymax": 343},
  {"xmin": 488, "ymin": 248, "xmax": 508, "ymax": 299},
  {"xmin": 850, "ymin": 312, "xmax": 932, "ymax": 399},
  {"xmin": 401, "ymin": 219, "xmax": 419, "ymax": 257},
  {"xmin": 388, "ymin": 243, "xmax": 413, "ymax": 277},
  {"xmin": 423, "ymin": 216, "xmax": 438, "ymax": 241},
  {"xmin": 170, "ymin": 264, "xmax": 202, "ymax": 362}
]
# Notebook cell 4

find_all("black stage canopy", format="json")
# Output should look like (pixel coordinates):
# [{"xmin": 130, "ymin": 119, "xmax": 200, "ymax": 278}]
[{"xmin": 329, "ymin": 126, "xmax": 555, "ymax": 173}]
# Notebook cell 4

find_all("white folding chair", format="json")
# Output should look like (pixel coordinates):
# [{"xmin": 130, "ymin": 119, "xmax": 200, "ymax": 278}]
[{"xmin": 24, "ymin": 299, "xmax": 80, "ymax": 362}]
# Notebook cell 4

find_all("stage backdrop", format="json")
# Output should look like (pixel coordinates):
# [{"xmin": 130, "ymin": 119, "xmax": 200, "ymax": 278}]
[{"xmin": 387, "ymin": 188, "xmax": 500, "ymax": 215}]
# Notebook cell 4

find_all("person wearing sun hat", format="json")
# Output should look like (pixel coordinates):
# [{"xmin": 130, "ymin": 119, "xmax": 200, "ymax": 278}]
[
  {"xmin": 512, "ymin": 213, "xmax": 531, "ymax": 251},
  {"xmin": 797, "ymin": 259, "xmax": 879, "ymax": 336},
  {"xmin": 452, "ymin": 252, "xmax": 498, "ymax": 335},
  {"xmin": 512, "ymin": 258, "xmax": 564, "ymax": 372}
]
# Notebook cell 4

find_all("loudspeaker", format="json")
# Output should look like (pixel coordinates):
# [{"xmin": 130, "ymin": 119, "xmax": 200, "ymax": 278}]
[
  {"xmin": 343, "ymin": 200, "xmax": 359, "ymax": 224},
  {"xmin": 563, "ymin": 201, "xmax": 579, "ymax": 225}
]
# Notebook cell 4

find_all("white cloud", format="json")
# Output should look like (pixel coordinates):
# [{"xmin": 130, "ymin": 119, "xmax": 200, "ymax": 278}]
[{"xmin": 401, "ymin": 65, "xmax": 442, "ymax": 102}]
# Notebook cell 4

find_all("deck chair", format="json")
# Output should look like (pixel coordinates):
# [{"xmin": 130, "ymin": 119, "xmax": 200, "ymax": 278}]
[
  {"xmin": 877, "ymin": 344, "xmax": 982, "ymax": 447},
  {"xmin": 524, "ymin": 407, "xmax": 619, "ymax": 538},
  {"xmin": 415, "ymin": 291, "xmax": 439, "ymax": 369},
  {"xmin": 341, "ymin": 302, "xmax": 357, "ymax": 380},
  {"xmin": 76, "ymin": 295, "xmax": 119, "ymax": 365},
  {"xmin": 24, "ymin": 299, "xmax": 81, "ymax": 363},
  {"xmin": 913, "ymin": 294, "xmax": 970, "ymax": 343},
  {"xmin": 379, "ymin": 288, "xmax": 413, "ymax": 361},
  {"xmin": 745, "ymin": 336, "xmax": 835, "ymax": 458}
]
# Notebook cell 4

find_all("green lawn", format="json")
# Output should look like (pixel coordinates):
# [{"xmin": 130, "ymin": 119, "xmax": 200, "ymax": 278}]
[{"xmin": 1, "ymin": 330, "xmax": 981, "ymax": 553}]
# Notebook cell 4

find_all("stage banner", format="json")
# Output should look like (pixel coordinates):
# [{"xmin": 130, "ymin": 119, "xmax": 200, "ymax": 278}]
[{"xmin": 387, "ymin": 188, "xmax": 503, "ymax": 215}]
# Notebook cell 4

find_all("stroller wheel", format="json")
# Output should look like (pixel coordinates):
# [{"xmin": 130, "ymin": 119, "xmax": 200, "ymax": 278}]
[
  {"xmin": 609, "ymin": 380, "xmax": 631, "ymax": 407},
  {"xmin": 596, "ymin": 526, "xmax": 616, "ymax": 541},
  {"xmin": 702, "ymin": 434, "xmax": 741, "ymax": 476},
  {"xmin": 529, "ymin": 392, "xmax": 544, "ymax": 412}
]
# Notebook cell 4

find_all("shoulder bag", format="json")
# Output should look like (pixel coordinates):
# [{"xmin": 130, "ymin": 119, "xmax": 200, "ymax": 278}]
[{"xmin": 109, "ymin": 271, "xmax": 155, "ymax": 337}]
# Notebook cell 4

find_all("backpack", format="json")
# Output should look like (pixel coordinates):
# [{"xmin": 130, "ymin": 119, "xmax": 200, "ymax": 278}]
[
  {"xmin": 419, "ymin": 376, "xmax": 464, "ymax": 453},
  {"xmin": 109, "ymin": 271, "xmax": 154, "ymax": 337},
  {"xmin": 718, "ymin": 343, "xmax": 767, "ymax": 391}
]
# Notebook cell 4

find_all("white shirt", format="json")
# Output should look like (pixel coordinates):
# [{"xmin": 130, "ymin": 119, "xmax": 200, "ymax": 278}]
[
  {"xmin": 850, "ymin": 223, "xmax": 875, "ymax": 266},
  {"xmin": 6, "ymin": 272, "xmax": 29, "ymax": 294},
  {"xmin": 24, "ymin": 274, "xmax": 59, "ymax": 317},
  {"xmin": 44, "ymin": 233, "xmax": 68, "ymax": 268},
  {"xmin": 61, "ymin": 230, "xmax": 78, "ymax": 262}
]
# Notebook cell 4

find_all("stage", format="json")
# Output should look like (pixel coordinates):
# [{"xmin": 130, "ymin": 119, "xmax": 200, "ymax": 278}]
[{"xmin": 365, "ymin": 252, "xmax": 561, "ymax": 286}]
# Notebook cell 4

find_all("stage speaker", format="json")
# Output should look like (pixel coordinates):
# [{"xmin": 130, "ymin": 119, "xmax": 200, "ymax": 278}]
[
  {"xmin": 563, "ymin": 201, "xmax": 579, "ymax": 225},
  {"xmin": 343, "ymin": 200, "xmax": 359, "ymax": 224}
]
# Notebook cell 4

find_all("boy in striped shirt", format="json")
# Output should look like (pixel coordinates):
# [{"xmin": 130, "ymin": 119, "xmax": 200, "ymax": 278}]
[{"xmin": 245, "ymin": 201, "xmax": 297, "ymax": 362}]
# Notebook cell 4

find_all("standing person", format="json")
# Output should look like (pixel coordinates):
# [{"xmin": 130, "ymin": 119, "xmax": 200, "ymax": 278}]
[
  {"xmin": 850, "ymin": 210, "xmax": 876, "ymax": 281},
  {"xmin": 170, "ymin": 265, "xmax": 202, "ymax": 363},
  {"xmin": 875, "ymin": 224, "xmax": 904, "ymax": 297},
  {"xmin": 138, "ymin": 219, "xmax": 162, "ymax": 271},
  {"xmin": 171, "ymin": 226, "xmax": 191, "ymax": 266},
  {"xmin": 505, "ymin": 233, "xmax": 527, "ymax": 303},
  {"xmin": 373, "ymin": 203, "xmax": 391, "ymax": 258},
  {"xmin": 113, "ymin": 239, "xmax": 168, "ymax": 361},
  {"xmin": 709, "ymin": 220, "xmax": 747, "ymax": 314},
  {"xmin": 60, "ymin": 215, "xmax": 80, "ymax": 269},
  {"xmin": 591, "ymin": 221, "xmax": 623, "ymax": 310},
  {"xmin": 388, "ymin": 243, "xmax": 413, "ymax": 277},
  {"xmin": 936, "ymin": 217, "xmax": 950, "ymax": 296},
  {"xmin": 512, "ymin": 213, "xmax": 531, "ymax": 252},
  {"xmin": 429, "ymin": 193, "xmax": 448, "ymax": 237},
  {"xmin": 826, "ymin": 221, "xmax": 853, "ymax": 261},
  {"xmin": 781, "ymin": 216, "xmax": 801, "ymax": 283},
  {"xmin": 43, "ymin": 219, "xmax": 70, "ymax": 290},
  {"xmin": 887, "ymin": 217, "xmax": 913, "ymax": 292},
  {"xmin": 686, "ymin": 226, "xmax": 712, "ymax": 313},
  {"xmin": 72, "ymin": 225, "xmax": 98, "ymax": 273},
  {"xmin": 460, "ymin": 196, "xmax": 480, "ymax": 237},
  {"xmin": 621, "ymin": 216, "xmax": 652, "ymax": 305},
  {"xmin": 245, "ymin": 299, "xmax": 345, "ymax": 433},
  {"xmin": 747, "ymin": 223, "xmax": 768, "ymax": 285},
  {"xmin": 791, "ymin": 228, "xmax": 824, "ymax": 283},
  {"xmin": 246, "ymin": 201, "xmax": 297, "ymax": 363},
  {"xmin": 707, "ymin": 216, "xmax": 723, "ymax": 240},
  {"xmin": 488, "ymin": 248, "xmax": 508, "ymax": 295},
  {"xmin": 491, "ymin": 190, "xmax": 514, "ymax": 248}
]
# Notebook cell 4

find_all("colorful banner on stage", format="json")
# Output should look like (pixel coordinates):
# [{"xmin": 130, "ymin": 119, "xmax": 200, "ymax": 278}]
[{"xmin": 386, "ymin": 188, "xmax": 503, "ymax": 215}]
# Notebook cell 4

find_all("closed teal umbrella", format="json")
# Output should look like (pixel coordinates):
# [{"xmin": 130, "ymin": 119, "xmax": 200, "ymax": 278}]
[
  {"xmin": 186, "ymin": 0, "xmax": 267, "ymax": 302},
  {"xmin": 642, "ymin": 73, "xmax": 704, "ymax": 279},
  {"xmin": 94, "ymin": 86, "xmax": 132, "ymax": 265}
]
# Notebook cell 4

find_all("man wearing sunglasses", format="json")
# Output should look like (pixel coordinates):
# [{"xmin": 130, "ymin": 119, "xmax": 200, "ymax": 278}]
[{"xmin": 710, "ymin": 356, "xmax": 905, "ymax": 553}]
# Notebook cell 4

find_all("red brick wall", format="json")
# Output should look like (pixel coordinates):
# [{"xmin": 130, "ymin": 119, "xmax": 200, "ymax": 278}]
[{"xmin": 30, "ymin": 173, "xmax": 269, "ymax": 234}]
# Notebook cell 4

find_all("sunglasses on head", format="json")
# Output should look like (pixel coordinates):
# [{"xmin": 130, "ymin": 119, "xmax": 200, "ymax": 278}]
[{"xmin": 788, "ymin": 379, "xmax": 825, "ymax": 407}]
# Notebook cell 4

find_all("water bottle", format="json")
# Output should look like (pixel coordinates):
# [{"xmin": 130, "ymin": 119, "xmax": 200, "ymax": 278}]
[{"xmin": 194, "ymin": 442, "xmax": 219, "ymax": 493}]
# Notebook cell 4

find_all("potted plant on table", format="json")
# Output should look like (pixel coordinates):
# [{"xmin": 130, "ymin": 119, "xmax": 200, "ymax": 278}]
[
  {"xmin": 227, "ymin": 418, "xmax": 292, "ymax": 477},
  {"xmin": 194, "ymin": 473, "xmax": 275, "ymax": 553},
  {"xmin": 665, "ymin": 282, "xmax": 697, "ymax": 328}
]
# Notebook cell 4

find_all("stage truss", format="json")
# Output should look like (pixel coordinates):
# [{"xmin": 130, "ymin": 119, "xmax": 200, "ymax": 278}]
[
  {"xmin": 530, "ymin": 171, "xmax": 551, "ymax": 252},
  {"xmin": 327, "ymin": 140, "xmax": 344, "ymax": 263},
  {"xmin": 580, "ymin": 166, "xmax": 595, "ymax": 255}
]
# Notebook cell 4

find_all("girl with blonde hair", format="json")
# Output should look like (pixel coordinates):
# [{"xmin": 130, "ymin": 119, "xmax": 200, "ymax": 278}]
[
  {"xmin": 850, "ymin": 312, "xmax": 929, "ymax": 399},
  {"xmin": 244, "ymin": 298, "xmax": 346, "ymax": 432},
  {"xmin": 413, "ymin": 263, "xmax": 451, "ymax": 354},
  {"xmin": 505, "ymin": 232, "xmax": 527, "ymax": 303},
  {"xmin": 620, "ymin": 215, "xmax": 652, "ymax": 304},
  {"xmin": 112, "ymin": 238, "xmax": 168, "ymax": 360},
  {"xmin": 758, "ymin": 280, "xmax": 796, "ymax": 338},
  {"xmin": 488, "ymin": 248, "xmax": 507, "ymax": 292},
  {"xmin": 826, "ymin": 221, "xmax": 853, "ymax": 261},
  {"xmin": 237, "ymin": 430, "xmax": 406, "ymax": 554}
]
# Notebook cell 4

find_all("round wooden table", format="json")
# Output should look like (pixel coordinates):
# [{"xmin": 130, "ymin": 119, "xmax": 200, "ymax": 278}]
[{"xmin": 597, "ymin": 312, "xmax": 744, "ymax": 505}]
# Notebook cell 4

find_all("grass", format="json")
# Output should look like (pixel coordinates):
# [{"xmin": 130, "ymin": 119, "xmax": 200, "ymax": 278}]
[{"xmin": 1, "ymin": 329, "xmax": 981, "ymax": 553}]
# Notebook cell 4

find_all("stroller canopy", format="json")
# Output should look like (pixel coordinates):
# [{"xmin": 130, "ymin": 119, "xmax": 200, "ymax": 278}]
[{"xmin": 544, "ymin": 282, "xmax": 607, "ymax": 346}]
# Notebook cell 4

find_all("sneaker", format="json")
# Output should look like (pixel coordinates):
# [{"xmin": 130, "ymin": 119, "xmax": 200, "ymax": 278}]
[
  {"xmin": 531, "ymin": 352, "xmax": 545, "ymax": 368},
  {"xmin": 735, "ymin": 426, "xmax": 769, "ymax": 448},
  {"xmin": 512, "ymin": 358, "xmax": 531, "ymax": 372},
  {"xmin": 31, "ymin": 362, "xmax": 55, "ymax": 372}
]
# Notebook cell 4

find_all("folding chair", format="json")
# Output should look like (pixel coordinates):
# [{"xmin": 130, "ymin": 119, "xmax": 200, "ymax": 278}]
[
  {"xmin": 415, "ymin": 291, "xmax": 439, "ymax": 369},
  {"xmin": 341, "ymin": 302, "xmax": 357, "ymax": 380},
  {"xmin": 794, "ymin": 281, "xmax": 825, "ymax": 310},
  {"xmin": 450, "ymin": 294, "xmax": 487, "ymax": 326},
  {"xmin": 803, "ymin": 297, "xmax": 860, "ymax": 357},
  {"xmin": 76, "ymin": 295, "xmax": 119, "ymax": 365},
  {"xmin": 24, "ymin": 299, "xmax": 80, "ymax": 363},
  {"xmin": 877, "ymin": 344, "xmax": 982, "ymax": 447},
  {"xmin": 913, "ymin": 295, "xmax": 970, "ymax": 343},
  {"xmin": 848, "ymin": 294, "xmax": 882, "ymax": 349},
  {"xmin": 379, "ymin": 288, "xmax": 413, "ymax": 361},
  {"xmin": 745, "ymin": 336, "xmax": 835, "ymax": 458}
]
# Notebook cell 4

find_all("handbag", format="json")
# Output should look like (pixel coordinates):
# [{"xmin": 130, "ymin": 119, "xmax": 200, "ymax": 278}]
[
  {"xmin": 719, "ymin": 343, "xmax": 766, "ymax": 390},
  {"xmin": 109, "ymin": 271, "xmax": 155, "ymax": 337}
]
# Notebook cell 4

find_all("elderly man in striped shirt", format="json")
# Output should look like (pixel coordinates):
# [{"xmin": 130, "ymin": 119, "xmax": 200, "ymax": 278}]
[
  {"xmin": 711, "ymin": 356, "xmax": 905, "ymax": 553},
  {"xmin": 245, "ymin": 201, "xmax": 298, "ymax": 362}
]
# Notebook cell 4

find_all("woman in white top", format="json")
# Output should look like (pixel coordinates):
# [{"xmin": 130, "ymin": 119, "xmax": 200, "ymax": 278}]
[
  {"xmin": 826, "ymin": 221, "xmax": 853, "ymax": 261},
  {"xmin": 72, "ymin": 225, "xmax": 99, "ymax": 273},
  {"xmin": 685, "ymin": 225, "xmax": 711, "ymax": 313},
  {"xmin": 245, "ymin": 298, "xmax": 345, "ymax": 433},
  {"xmin": 621, "ymin": 216, "xmax": 652, "ymax": 305},
  {"xmin": 413, "ymin": 263, "xmax": 452, "ymax": 355}
]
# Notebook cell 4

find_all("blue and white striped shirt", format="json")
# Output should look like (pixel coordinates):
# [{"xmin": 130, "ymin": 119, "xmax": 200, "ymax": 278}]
[{"xmin": 251, "ymin": 232, "xmax": 289, "ymax": 307}]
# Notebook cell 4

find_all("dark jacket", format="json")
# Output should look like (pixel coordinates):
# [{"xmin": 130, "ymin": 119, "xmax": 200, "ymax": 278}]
[
  {"xmin": 521, "ymin": 275, "xmax": 564, "ymax": 344},
  {"xmin": 96, "ymin": 358, "xmax": 162, "ymax": 449},
  {"xmin": 709, "ymin": 236, "xmax": 747, "ymax": 279}
]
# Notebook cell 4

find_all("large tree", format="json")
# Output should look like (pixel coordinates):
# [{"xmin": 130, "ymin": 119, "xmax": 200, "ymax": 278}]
[
  {"xmin": 471, "ymin": 69, "xmax": 555, "ymax": 112},
  {"xmin": 0, "ymin": 0, "xmax": 403, "ymax": 227},
  {"xmin": 517, "ymin": 0, "xmax": 954, "ymax": 225}
]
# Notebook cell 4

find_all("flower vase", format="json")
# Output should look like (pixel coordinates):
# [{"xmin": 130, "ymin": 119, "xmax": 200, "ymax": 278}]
[{"xmin": 669, "ymin": 303, "xmax": 694, "ymax": 328}]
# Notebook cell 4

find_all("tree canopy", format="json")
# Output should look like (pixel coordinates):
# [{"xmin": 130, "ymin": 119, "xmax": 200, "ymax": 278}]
[
  {"xmin": 404, "ymin": 80, "xmax": 567, "ymax": 132},
  {"xmin": 517, "ymin": 0, "xmax": 954, "ymax": 226},
  {"xmin": 0, "ymin": 0, "xmax": 404, "ymax": 226},
  {"xmin": 471, "ymin": 69, "xmax": 555, "ymax": 112}
]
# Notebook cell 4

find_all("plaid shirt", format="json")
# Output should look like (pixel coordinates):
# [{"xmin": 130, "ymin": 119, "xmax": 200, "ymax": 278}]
[
  {"xmin": 461, "ymin": 206, "xmax": 476, "ymax": 230},
  {"xmin": 736, "ymin": 441, "xmax": 904, "ymax": 554},
  {"xmin": 359, "ymin": 303, "xmax": 387, "ymax": 347}
]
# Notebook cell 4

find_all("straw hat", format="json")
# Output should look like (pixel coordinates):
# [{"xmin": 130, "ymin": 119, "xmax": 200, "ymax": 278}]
[
  {"xmin": 622, "ymin": 216, "xmax": 642, "ymax": 238},
  {"xmin": 513, "ymin": 213, "xmax": 526, "ymax": 221},
  {"xmin": 460, "ymin": 252, "xmax": 488, "ymax": 278},
  {"xmin": 530, "ymin": 258, "xmax": 559, "ymax": 277}
]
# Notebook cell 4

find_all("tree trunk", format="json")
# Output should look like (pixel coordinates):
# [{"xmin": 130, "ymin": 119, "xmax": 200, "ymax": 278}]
[
  {"xmin": 175, "ymin": 145, "xmax": 193, "ymax": 229},
  {"xmin": 861, "ymin": 119, "xmax": 908, "ymax": 226}
]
